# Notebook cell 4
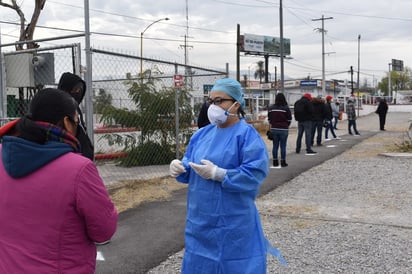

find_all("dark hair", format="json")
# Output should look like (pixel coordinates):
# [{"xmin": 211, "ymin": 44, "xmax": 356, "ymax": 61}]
[
  {"xmin": 275, "ymin": 93, "xmax": 288, "ymax": 106},
  {"xmin": 30, "ymin": 88, "xmax": 78, "ymax": 125}
]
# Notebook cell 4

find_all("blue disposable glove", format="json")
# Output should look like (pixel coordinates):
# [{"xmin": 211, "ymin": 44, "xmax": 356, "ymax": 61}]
[
  {"xmin": 189, "ymin": 159, "xmax": 227, "ymax": 182},
  {"xmin": 169, "ymin": 159, "xmax": 186, "ymax": 177}
]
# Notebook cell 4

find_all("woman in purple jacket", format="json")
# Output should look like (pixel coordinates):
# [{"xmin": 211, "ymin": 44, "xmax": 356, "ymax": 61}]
[
  {"xmin": 0, "ymin": 89, "xmax": 117, "ymax": 273},
  {"xmin": 268, "ymin": 93, "xmax": 292, "ymax": 167}
]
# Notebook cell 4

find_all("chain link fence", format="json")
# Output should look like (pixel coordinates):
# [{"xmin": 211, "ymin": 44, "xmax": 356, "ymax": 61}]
[
  {"xmin": 90, "ymin": 48, "xmax": 227, "ymax": 179},
  {"xmin": 0, "ymin": 43, "xmax": 81, "ymax": 124},
  {"xmin": 0, "ymin": 41, "xmax": 227, "ymax": 183}
]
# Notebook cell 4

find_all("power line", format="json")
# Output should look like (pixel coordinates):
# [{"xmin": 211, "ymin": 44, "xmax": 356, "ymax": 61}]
[
  {"xmin": 0, "ymin": 20, "xmax": 233, "ymax": 46},
  {"xmin": 46, "ymin": 0, "xmax": 232, "ymax": 34}
]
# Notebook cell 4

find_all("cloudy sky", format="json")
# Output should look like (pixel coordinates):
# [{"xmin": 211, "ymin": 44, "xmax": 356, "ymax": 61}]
[{"xmin": 1, "ymin": 0, "xmax": 411, "ymax": 86}]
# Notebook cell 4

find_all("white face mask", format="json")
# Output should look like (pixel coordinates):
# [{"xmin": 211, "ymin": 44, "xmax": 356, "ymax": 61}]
[{"xmin": 207, "ymin": 103, "xmax": 237, "ymax": 125}]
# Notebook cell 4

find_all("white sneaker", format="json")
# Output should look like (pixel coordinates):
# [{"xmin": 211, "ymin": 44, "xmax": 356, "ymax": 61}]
[{"xmin": 324, "ymin": 138, "xmax": 331, "ymax": 141}]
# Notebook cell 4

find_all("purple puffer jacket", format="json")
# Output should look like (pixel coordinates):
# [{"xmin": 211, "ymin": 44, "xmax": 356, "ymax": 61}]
[{"xmin": 0, "ymin": 149, "xmax": 118, "ymax": 273}]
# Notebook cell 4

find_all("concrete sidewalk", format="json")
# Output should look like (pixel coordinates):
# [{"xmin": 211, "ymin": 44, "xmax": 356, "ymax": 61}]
[{"xmin": 96, "ymin": 111, "xmax": 412, "ymax": 274}]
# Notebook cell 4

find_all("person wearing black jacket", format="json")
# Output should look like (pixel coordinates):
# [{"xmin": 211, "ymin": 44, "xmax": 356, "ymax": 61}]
[
  {"xmin": 268, "ymin": 93, "xmax": 292, "ymax": 167},
  {"xmin": 375, "ymin": 98, "xmax": 388, "ymax": 131},
  {"xmin": 311, "ymin": 95, "xmax": 326, "ymax": 146},
  {"xmin": 294, "ymin": 93, "xmax": 316, "ymax": 154},
  {"xmin": 58, "ymin": 72, "xmax": 94, "ymax": 160}
]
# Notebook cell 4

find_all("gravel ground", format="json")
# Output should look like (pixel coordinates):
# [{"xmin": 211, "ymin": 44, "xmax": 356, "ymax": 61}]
[{"xmin": 147, "ymin": 112, "xmax": 412, "ymax": 274}]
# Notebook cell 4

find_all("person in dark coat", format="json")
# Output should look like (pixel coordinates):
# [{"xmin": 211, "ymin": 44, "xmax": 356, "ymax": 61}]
[
  {"xmin": 294, "ymin": 93, "xmax": 316, "ymax": 154},
  {"xmin": 311, "ymin": 95, "xmax": 326, "ymax": 146},
  {"xmin": 58, "ymin": 72, "xmax": 94, "ymax": 160},
  {"xmin": 375, "ymin": 98, "xmax": 388, "ymax": 131}
]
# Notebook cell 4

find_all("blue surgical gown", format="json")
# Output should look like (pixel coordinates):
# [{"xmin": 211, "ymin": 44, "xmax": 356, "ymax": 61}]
[{"xmin": 176, "ymin": 120, "xmax": 282, "ymax": 274}]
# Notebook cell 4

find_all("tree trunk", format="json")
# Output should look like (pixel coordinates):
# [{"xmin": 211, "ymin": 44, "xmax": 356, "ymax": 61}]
[{"xmin": 0, "ymin": 0, "xmax": 46, "ymax": 50}]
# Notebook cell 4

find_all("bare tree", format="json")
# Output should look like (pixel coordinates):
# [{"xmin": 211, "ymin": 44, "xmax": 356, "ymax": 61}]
[{"xmin": 0, "ymin": 0, "xmax": 46, "ymax": 50}]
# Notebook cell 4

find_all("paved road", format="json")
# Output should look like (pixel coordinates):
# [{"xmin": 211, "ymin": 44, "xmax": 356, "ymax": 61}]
[{"xmin": 95, "ymin": 111, "xmax": 411, "ymax": 274}]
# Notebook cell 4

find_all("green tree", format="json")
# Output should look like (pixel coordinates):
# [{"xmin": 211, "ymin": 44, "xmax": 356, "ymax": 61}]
[
  {"xmin": 100, "ymin": 69, "xmax": 193, "ymax": 166},
  {"xmin": 94, "ymin": 88, "xmax": 112, "ymax": 114},
  {"xmin": 378, "ymin": 67, "xmax": 411, "ymax": 95},
  {"xmin": 254, "ymin": 61, "xmax": 265, "ymax": 83}
]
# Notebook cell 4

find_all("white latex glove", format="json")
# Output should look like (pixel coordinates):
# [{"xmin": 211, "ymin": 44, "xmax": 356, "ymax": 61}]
[
  {"xmin": 169, "ymin": 159, "xmax": 186, "ymax": 177},
  {"xmin": 189, "ymin": 159, "xmax": 227, "ymax": 182}
]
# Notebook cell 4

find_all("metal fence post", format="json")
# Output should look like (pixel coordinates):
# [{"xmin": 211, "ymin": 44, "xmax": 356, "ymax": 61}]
[{"xmin": 175, "ymin": 63, "xmax": 180, "ymax": 159}]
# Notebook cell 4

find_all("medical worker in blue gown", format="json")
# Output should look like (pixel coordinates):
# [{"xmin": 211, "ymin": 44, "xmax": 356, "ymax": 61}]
[{"xmin": 170, "ymin": 78, "xmax": 286, "ymax": 274}]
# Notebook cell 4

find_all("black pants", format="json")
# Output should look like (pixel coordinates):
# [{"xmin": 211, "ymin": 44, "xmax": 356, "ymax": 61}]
[{"xmin": 379, "ymin": 114, "xmax": 386, "ymax": 130}]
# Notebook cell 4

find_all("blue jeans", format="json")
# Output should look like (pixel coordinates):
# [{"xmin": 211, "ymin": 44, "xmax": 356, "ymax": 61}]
[
  {"xmin": 333, "ymin": 116, "xmax": 339, "ymax": 129},
  {"xmin": 348, "ymin": 120, "xmax": 360, "ymax": 135},
  {"xmin": 296, "ymin": 120, "xmax": 313, "ymax": 152},
  {"xmin": 271, "ymin": 129, "xmax": 289, "ymax": 160},
  {"xmin": 311, "ymin": 120, "xmax": 323, "ymax": 145},
  {"xmin": 324, "ymin": 119, "xmax": 337, "ymax": 139}
]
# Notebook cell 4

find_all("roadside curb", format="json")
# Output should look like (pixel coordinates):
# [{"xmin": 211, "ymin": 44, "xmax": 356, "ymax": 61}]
[{"xmin": 379, "ymin": 152, "xmax": 412, "ymax": 158}]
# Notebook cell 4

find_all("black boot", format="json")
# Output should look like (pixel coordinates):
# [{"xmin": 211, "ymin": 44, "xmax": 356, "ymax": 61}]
[
  {"xmin": 281, "ymin": 160, "xmax": 288, "ymax": 167},
  {"xmin": 273, "ymin": 159, "xmax": 279, "ymax": 167}
]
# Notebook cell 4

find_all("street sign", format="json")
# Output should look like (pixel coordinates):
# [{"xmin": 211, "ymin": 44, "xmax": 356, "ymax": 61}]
[
  {"xmin": 174, "ymin": 74, "xmax": 184, "ymax": 87},
  {"xmin": 392, "ymin": 59, "xmax": 404, "ymax": 71},
  {"xmin": 300, "ymin": 80, "xmax": 319, "ymax": 87},
  {"xmin": 260, "ymin": 83, "xmax": 271, "ymax": 89},
  {"xmin": 203, "ymin": 84, "xmax": 214, "ymax": 92}
]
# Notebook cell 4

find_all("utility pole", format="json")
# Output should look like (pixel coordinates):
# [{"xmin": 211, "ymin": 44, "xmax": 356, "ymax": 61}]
[
  {"xmin": 236, "ymin": 24, "xmax": 240, "ymax": 81},
  {"xmin": 350, "ymin": 66, "xmax": 354, "ymax": 95},
  {"xmin": 357, "ymin": 34, "xmax": 361, "ymax": 91},
  {"xmin": 312, "ymin": 15, "xmax": 333, "ymax": 95},
  {"xmin": 388, "ymin": 63, "xmax": 391, "ymax": 100},
  {"xmin": 279, "ymin": 0, "xmax": 284, "ymax": 93},
  {"xmin": 180, "ymin": 0, "xmax": 193, "ymax": 89}
]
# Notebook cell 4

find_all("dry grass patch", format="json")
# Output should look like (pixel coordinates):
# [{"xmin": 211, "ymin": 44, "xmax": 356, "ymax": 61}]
[
  {"xmin": 343, "ymin": 134, "xmax": 403, "ymax": 158},
  {"xmin": 108, "ymin": 177, "xmax": 187, "ymax": 213}
]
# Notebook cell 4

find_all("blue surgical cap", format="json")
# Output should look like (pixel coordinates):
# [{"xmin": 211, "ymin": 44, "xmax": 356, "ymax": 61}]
[{"xmin": 211, "ymin": 78, "xmax": 245, "ymax": 108}]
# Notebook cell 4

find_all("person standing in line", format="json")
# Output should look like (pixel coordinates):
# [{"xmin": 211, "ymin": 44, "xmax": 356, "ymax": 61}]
[
  {"xmin": 346, "ymin": 96, "xmax": 360, "ymax": 135},
  {"xmin": 375, "ymin": 98, "xmax": 388, "ymax": 131},
  {"xmin": 294, "ymin": 93, "xmax": 317, "ymax": 154},
  {"xmin": 169, "ymin": 78, "xmax": 286, "ymax": 273},
  {"xmin": 0, "ymin": 89, "xmax": 117, "ymax": 273},
  {"xmin": 331, "ymin": 99, "xmax": 341, "ymax": 130},
  {"xmin": 268, "ymin": 93, "xmax": 292, "ymax": 167},
  {"xmin": 311, "ymin": 95, "xmax": 326, "ymax": 146},
  {"xmin": 324, "ymin": 95, "xmax": 339, "ymax": 140},
  {"xmin": 197, "ymin": 100, "xmax": 211, "ymax": 128},
  {"xmin": 58, "ymin": 72, "xmax": 94, "ymax": 160}
]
